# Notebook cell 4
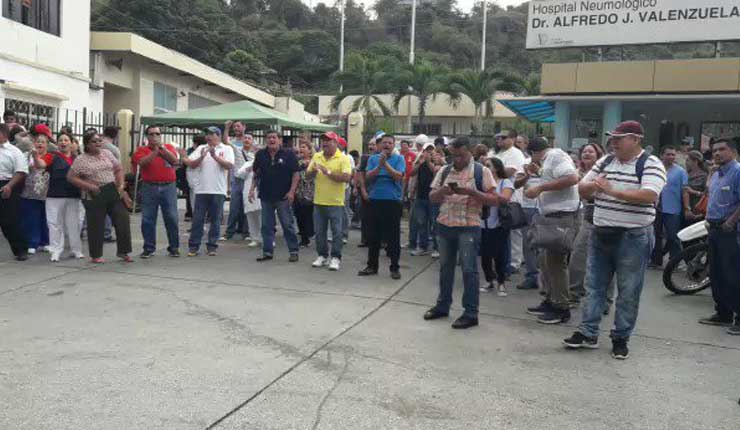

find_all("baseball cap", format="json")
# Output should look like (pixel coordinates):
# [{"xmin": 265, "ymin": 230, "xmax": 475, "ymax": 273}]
[
  {"xmin": 337, "ymin": 136, "xmax": 347, "ymax": 149},
  {"xmin": 374, "ymin": 130, "xmax": 386, "ymax": 140},
  {"xmin": 414, "ymin": 134, "xmax": 429, "ymax": 146},
  {"xmin": 321, "ymin": 131, "xmax": 339, "ymax": 142},
  {"xmin": 422, "ymin": 142, "xmax": 435, "ymax": 151},
  {"xmin": 204, "ymin": 126, "xmax": 222, "ymax": 136},
  {"xmin": 605, "ymin": 121, "xmax": 644, "ymax": 138},
  {"xmin": 31, "ymin": 124, "xmax": 53, "ymax": 139}
]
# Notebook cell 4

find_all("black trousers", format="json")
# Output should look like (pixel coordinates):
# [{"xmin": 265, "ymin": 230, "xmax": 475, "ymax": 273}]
[
  {"xmin": 367, "ymin": 199, "xmax": 402, "ymax": 272},
  {"xmin": 359, "ymin": 197, "xmax": 370, "ymax": 245},
  {"xmin": 83, "ymin": 198, "xmax": 132, "ymax": 259},
  {"xmin": 0, "ymin": 181, "xmax": 27, "ymax": 257},
  {"xmin": 708, "ymin": 224, "xmax": 740, "ymax": 319},
  {"xmin": 480, "ymin": 226, "xmax": 511, "ymax": 285},
  {"xmin": 294, "ymin": 202, "xmax": 314, "ymax": 245}
]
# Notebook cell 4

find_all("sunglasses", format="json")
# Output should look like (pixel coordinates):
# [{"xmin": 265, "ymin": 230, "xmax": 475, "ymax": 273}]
[{"xmin": 147, "ymin": 132, "xmax": 161, "ymax": 136}]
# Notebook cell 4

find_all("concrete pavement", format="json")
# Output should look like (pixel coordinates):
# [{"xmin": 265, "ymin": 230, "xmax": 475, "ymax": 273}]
[{"xmin": 0, "ymin": 214, "xmax": 738, "ymax": 429}]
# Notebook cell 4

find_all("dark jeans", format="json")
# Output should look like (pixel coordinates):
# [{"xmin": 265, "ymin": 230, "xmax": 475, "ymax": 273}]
[
  {"xmin": 226, "ymin": 178, "xmax": 247, "ymax": 238},
  {"xmin": 652, "ymin": 212, "xmax": 682, "ymax": 265},
  {"xmin": 435, "ymin": 224, "xmax": 482, "ymax": 318},
  {"xmin": 20, "ymin": 198, "xmax": 49, "ymax": 249},
  {"xmin": 314, "ymin": 204, "xmax": 344, "ymax": 259},
  {"xmin": 579, "ymin": 226, "xmax": 654, "ymax": 340},
  {"xmin": 408, "ymin": 199, "xmax": 418, "ymax": 248},
  {"xmin": 367, "ymin": 199, "xmax": 402, "ymax": 272},
  {"xmin": 294, "ymin": 202, "xmax": 314, "ymax": 245},
  {"xmin": 0, "ymin": 182, "xmax": 27, "ymax": 257},
  {"xmin": 413, "ymin": 199, "xmax": 433, "ymax": 251},
  {"xmin": 82, "ymin": 198, "xmax": 132, "ymax": 259},
  {"xmin": 261, "ymin": 199, "xmax": 299, "ymax": 257},
  {"xmin": 708, "ymin": 223, "xmax": 740, "ymax": 319},
  {"xmin": 359, "ymin": 197, "xmax": 370, "ymax": 245},
  {"xmin": 480, "ymin": 227, "xmax": 510, "ymax": 285},
  {"xmin": 140, "ymin": 183, "xmax": 179, "ymax": 253},
  {"xmin": 189, "ymin": 194, "xmax": 225, "ymax": 252},
  {"xmin": 430, "ymin": 203, "xmax": 440, "ymax": 251}
]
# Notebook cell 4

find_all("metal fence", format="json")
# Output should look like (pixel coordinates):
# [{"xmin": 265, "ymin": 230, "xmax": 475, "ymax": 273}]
[{"xmin": 3, "ymin": 99, "xmax": 120, "ymax": 140}]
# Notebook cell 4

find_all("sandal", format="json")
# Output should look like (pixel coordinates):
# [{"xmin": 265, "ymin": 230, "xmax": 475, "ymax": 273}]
[
  {"xmin": 91, "ymin": 257, "xmax": 105, "ymax": 264},
  {"xmin": 118, "ymin": 254, "xmax": 134, "ymax": 263}
]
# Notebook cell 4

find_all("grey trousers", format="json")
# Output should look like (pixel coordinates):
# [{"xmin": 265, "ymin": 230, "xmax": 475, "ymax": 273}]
[{"xmin": 569, "ymin": 215, "xmax": 615, "ymax": 301}]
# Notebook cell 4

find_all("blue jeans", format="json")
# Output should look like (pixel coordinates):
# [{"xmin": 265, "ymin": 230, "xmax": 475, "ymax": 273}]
[
  {"xmin": 661, "ymin": 212, "xmax": 682, "ymax": 262},
  {"xmin": 521, "ymin": 207, "xmax": 540, "ymax": 285},
  {"xmin": 19, "ymin": 198, "xmax": 48, "ymax": 249},
  {"xmin": 435, "ymin": 224, "xmax": 482, "ymax": 318},
  {"xmin": 226, "ymin": 178, "xmax": 247, "ymax": 238},
  {"xmin": 140, "ymin": 183, "xmax": 179, "ymax": 253},
  {"xmin": 430, "ymin": 203, "xmax": 440, "ymax": 251},
  {"xmin": 314, "ymin": 205, "xmax": 344, "ymax": 259},
  {"xmin": 261, "ymin": 199, "xmax": 299, "ymax": 256},
  {"xmin": 413, "ymin": 199, "xmax": 432, "ymax": 251},
  {"xmin": 579, "ymin": 226, "xmax": 654, "ymax": 340},
  {"xmin": 189, "ymin": 194, "xmax": 225, "ymax": 252}
]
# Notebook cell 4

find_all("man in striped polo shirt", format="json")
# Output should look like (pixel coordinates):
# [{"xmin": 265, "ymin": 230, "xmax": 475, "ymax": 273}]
[{"xmin": 564, "ymin": 121, "xmax": 666, "ymax": 360}]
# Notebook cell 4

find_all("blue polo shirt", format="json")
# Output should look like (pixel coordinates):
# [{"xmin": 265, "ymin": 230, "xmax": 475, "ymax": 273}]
[
  {"xmin": 253, "ymin": 148, "xmax": 300, "ymax": 202},
  {"xmin": 366, "ymin": 153, "xmax": 406, "ymax": 201},
  {"xmin": 707, "ymin": 160, "xmax": 740, "ymax": 223},
  {"xmin": 659, "ymin": 164, "xmax": 688, "ymax": 215}
]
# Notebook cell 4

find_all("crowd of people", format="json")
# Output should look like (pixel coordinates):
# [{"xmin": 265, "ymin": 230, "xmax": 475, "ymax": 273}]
[{"xmin": 2, "ymin": 108, "xmax": 739, "ymax": 359}]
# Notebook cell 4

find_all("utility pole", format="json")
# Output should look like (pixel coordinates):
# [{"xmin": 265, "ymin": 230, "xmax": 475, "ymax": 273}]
[
  {"xmin": 481, "ymin": 0, "xmax": 487, "ymax": 71},
  {"xmin": 339, "ymin": 0, "xmax": 346, "ymax": 94},
  {"xmin": 407, "ymin": 0, "xmax": 417, "ymax": 133}
]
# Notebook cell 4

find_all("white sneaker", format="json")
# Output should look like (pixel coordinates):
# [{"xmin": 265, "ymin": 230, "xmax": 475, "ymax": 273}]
[
  {"xmin": 342, "ymin": 238, "xmax": 348, "ymax": 244},
  {"xmin": 410, "ymin": 248, "xmax": 430, "ymax": 256},
  {"xmin": 27, "ymin": 248, "xmax": 36, "ymax": 255},
  {"xmin": 39, "ymin": 246, "xmax": 50, "ymax": 253},
  {"xmin": 247, "ymin": 240, "xmax": 260, "ymax": 248},
  {"xmin": 72, "ymin": 252, "xmax": 85, "ymax": 259},
  {"xmin": 328, "ymin": 257, "xmax": 341, "ymax": 271},
  {"xmin": 50, "ymin": 252, "xmax": 61, "ymax": 262},
  {"xmin": 312, "ymin": 256, "xmax": 327, "ymax": 268},
  {"xmin": 497, "ymin": 284, "xmax": 508, "ymax": 297},
  {"xmin": 431, "ymin": 251, "xmax": 440, "ymax": 259}
]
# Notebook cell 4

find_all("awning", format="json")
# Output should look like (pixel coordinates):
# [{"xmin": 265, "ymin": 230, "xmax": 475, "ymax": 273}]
[
  {"xmin": 498, "ymin": 99, "xmax": 555, "ymax": 123},
  {"xmin": 141, "ymin": 100, "xmax": 337, "ymax": 132}
]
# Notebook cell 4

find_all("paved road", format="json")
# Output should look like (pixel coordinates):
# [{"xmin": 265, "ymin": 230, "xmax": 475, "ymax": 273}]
[{"xmin": 0, "ymin": 213, "xmax": 738, "ymax": 429}]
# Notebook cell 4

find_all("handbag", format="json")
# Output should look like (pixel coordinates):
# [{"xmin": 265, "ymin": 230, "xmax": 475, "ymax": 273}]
[
  {"xmin": 693, "ymin": 194, "xmax": 708, "ymax": 216},
  {"xmin": 499, "ymin": 201, "xmax": 528, "ymax": 230},
  {"xmin": 528, "ymin": 212, "xmax": 578, "ymax": 253}
]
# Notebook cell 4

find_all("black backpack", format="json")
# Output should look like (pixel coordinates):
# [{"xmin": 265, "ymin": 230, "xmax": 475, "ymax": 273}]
[
  {"xmin": 439, "ymin": 162, "xmax": 490, "ymax": 219},
  {"xmin": 598, "ymin": 151, "xmax": 651, "ymax": 183}
]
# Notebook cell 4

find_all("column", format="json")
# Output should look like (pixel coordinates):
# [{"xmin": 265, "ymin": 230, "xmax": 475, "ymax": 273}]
[
  {"xmin": 346, "ymin": 111, "xmax": 364, "ymax": 153},
  {"xmin": 554, "ymin": 101, "xmax": 570, "ymax": 149},
  {"xmin": 117, "ymin": 109, "xmax": 135, "ymax": 174},
  {"xmin": 601, "ymin": 101, "xmax": 623, "ymax": 147}
]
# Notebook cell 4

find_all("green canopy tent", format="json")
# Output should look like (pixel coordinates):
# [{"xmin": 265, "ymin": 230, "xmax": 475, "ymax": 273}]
[{"xmin": 140, "ymin": 99, "xmax": 336, "ymax": 131}]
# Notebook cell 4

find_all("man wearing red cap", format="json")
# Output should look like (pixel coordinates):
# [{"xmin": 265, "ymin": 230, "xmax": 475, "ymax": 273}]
[
  {"xmin": 565, "ymin": 120, "xmax": 666, "ymax": 360},
  {"xmin": 306, "ymin": 132, "xmax": 352, "ymax": 271}
]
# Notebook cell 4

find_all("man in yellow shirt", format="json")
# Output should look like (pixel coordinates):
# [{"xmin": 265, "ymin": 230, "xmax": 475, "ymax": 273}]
[{"xmin": 307, "ymin": 131, "xmax": 353, "ymax": 271}]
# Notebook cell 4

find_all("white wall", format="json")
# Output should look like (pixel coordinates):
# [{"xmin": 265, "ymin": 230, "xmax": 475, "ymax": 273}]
[{"xmin": 0, "ymin": 1, "xmax": 92, "ymax": 111}]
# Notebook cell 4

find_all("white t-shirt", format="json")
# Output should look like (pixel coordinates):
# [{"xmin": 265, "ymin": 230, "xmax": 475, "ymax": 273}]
[
  {"xmin": 188, "ymin": 143, "xmax": 235, "ymax": 195},
  {"xmin": 519, "ymin": 156, "xmax": 539, "ymax": 209},
  {"xmin": 493, "ymin": 146, "xmax": 527, "ymax": 203},
  {"xmin": 536, "ymin": 148, "xmax": 580, "ymax": 215},
  {"xmin": 0, "ymin": 142, "xmax": 28, "ymax": 180}
]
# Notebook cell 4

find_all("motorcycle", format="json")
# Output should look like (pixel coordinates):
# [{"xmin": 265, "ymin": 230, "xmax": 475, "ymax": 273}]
[{"xmin": 662, "ymin": 221, "xmax": 710, "ymax": 295}]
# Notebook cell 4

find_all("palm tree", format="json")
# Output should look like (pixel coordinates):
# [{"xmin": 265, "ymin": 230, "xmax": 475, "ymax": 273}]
[
  {"xmin": 330, "ymin": 53, "xmax": 394, "ymax": 129},
  {"xmin": 448, "ymin": 69, "xmax": 501, "ymax": 132},
  {"xmin": 391, "ymin": 61, "xmax": 457, "ymax": 131},
  {"xmin": 498, "ymin": 72, "xmax": 541, "ymax": 96}
]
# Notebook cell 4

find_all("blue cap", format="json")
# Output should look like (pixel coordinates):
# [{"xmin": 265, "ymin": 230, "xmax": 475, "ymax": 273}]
[
  {"xmin": 374, "ymin": 130, "xmax": 386, "ymax": 140},
  {"xmin": 205, "ymin": 126, "xmax": 222, "ymax": 136}
]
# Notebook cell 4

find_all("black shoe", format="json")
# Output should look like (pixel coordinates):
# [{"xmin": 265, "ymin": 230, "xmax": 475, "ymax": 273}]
[
  {"xmin": 516, "ymin": 281, "xmax": 539, "ymax": 290},
  {"xmin": 139, "ymin": 250, "xmax": 156, "ymax": 259},
  {"xmin": 256, "ymin": 255, "xmax": 273, "ymax": 262},
  {"xmin": 563, "ymin": 332, "xmax": 599, "ymax": 349},
  {"xmin": 390, "ymin": 270, "xmax": 401, "ymax": 280},
  {"xmin": 288, "ymin": 253, "xmax": 299, "ymax": 263},
  {"xmin": 104, "ymin": 237, "xmax": 116, "ymax": 243},
  {"xmin": 15, "ymin": 253, "xmax": 29, "ymax": 261},
  {"xmin": 452, "ymin": 315, "xmax": 479, "ymax": 329},
  {"xmin": 537, "ymin": 308, "xmax": 571, "ymax": 325},
  {"xmin": 526, "ymin": 300, "xmax": 553, "ymax": 316},
  {"xmin": 357, "ymin": 242, "xmax": 368, "ymax": 248},
  {"xmin": 698, "ymin": 313, "xmax": 734, "ymax": 326},
  {"xmin": 357, "ymin": 266, "xmax": 378, "ymax": 276},
  {"xmin": 168, "ymin": 249, "xmax": 181, "ymax": 258},
  {"xmin": 611, "ymin": 338, "xmax": 630, "ymax": 360},
  {"xmin": 423, "ymin": 307, "xmax": 449, "ymax": 320}
]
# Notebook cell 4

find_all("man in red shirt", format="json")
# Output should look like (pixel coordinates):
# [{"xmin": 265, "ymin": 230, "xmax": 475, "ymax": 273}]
[{"xmin": 132, "ymin": 126, "xmax": 180, "ymax": 258}]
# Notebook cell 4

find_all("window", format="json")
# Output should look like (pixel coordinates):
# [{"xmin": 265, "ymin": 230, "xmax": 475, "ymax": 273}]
[
  {"xmin": 2, "ymin": 0, "xmax": 61, "ymax": 36},
  {"xmin": 412, "ymin": 123, "xmax": 441, "ymax": 136},
  {"xmin": 4, "ymin": 98, "xmax": 57, "ymax": 130},
  {"xmin": 188, "ymin": 94, "xmax": 218, "ymax": 110},
  {"xmin": 153, "ymin": 82, "xmax": 178, "ymax": 114}
]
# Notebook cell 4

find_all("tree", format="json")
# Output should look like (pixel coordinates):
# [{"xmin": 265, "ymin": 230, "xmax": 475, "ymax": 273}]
[
  {"xmin": 498, "ymin": 72, "xmax": 541, "ymax": 96},
  {"xmin": 331, "ymin": 53, "xmax": 394, "ymax": 130},
  {"xmin": 448, "ymin": 69, "xmax": 500, "ymax": 132},
  {"xmin": 392, "ymin": 61, "xmax": 456, "ymax": 129}
]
